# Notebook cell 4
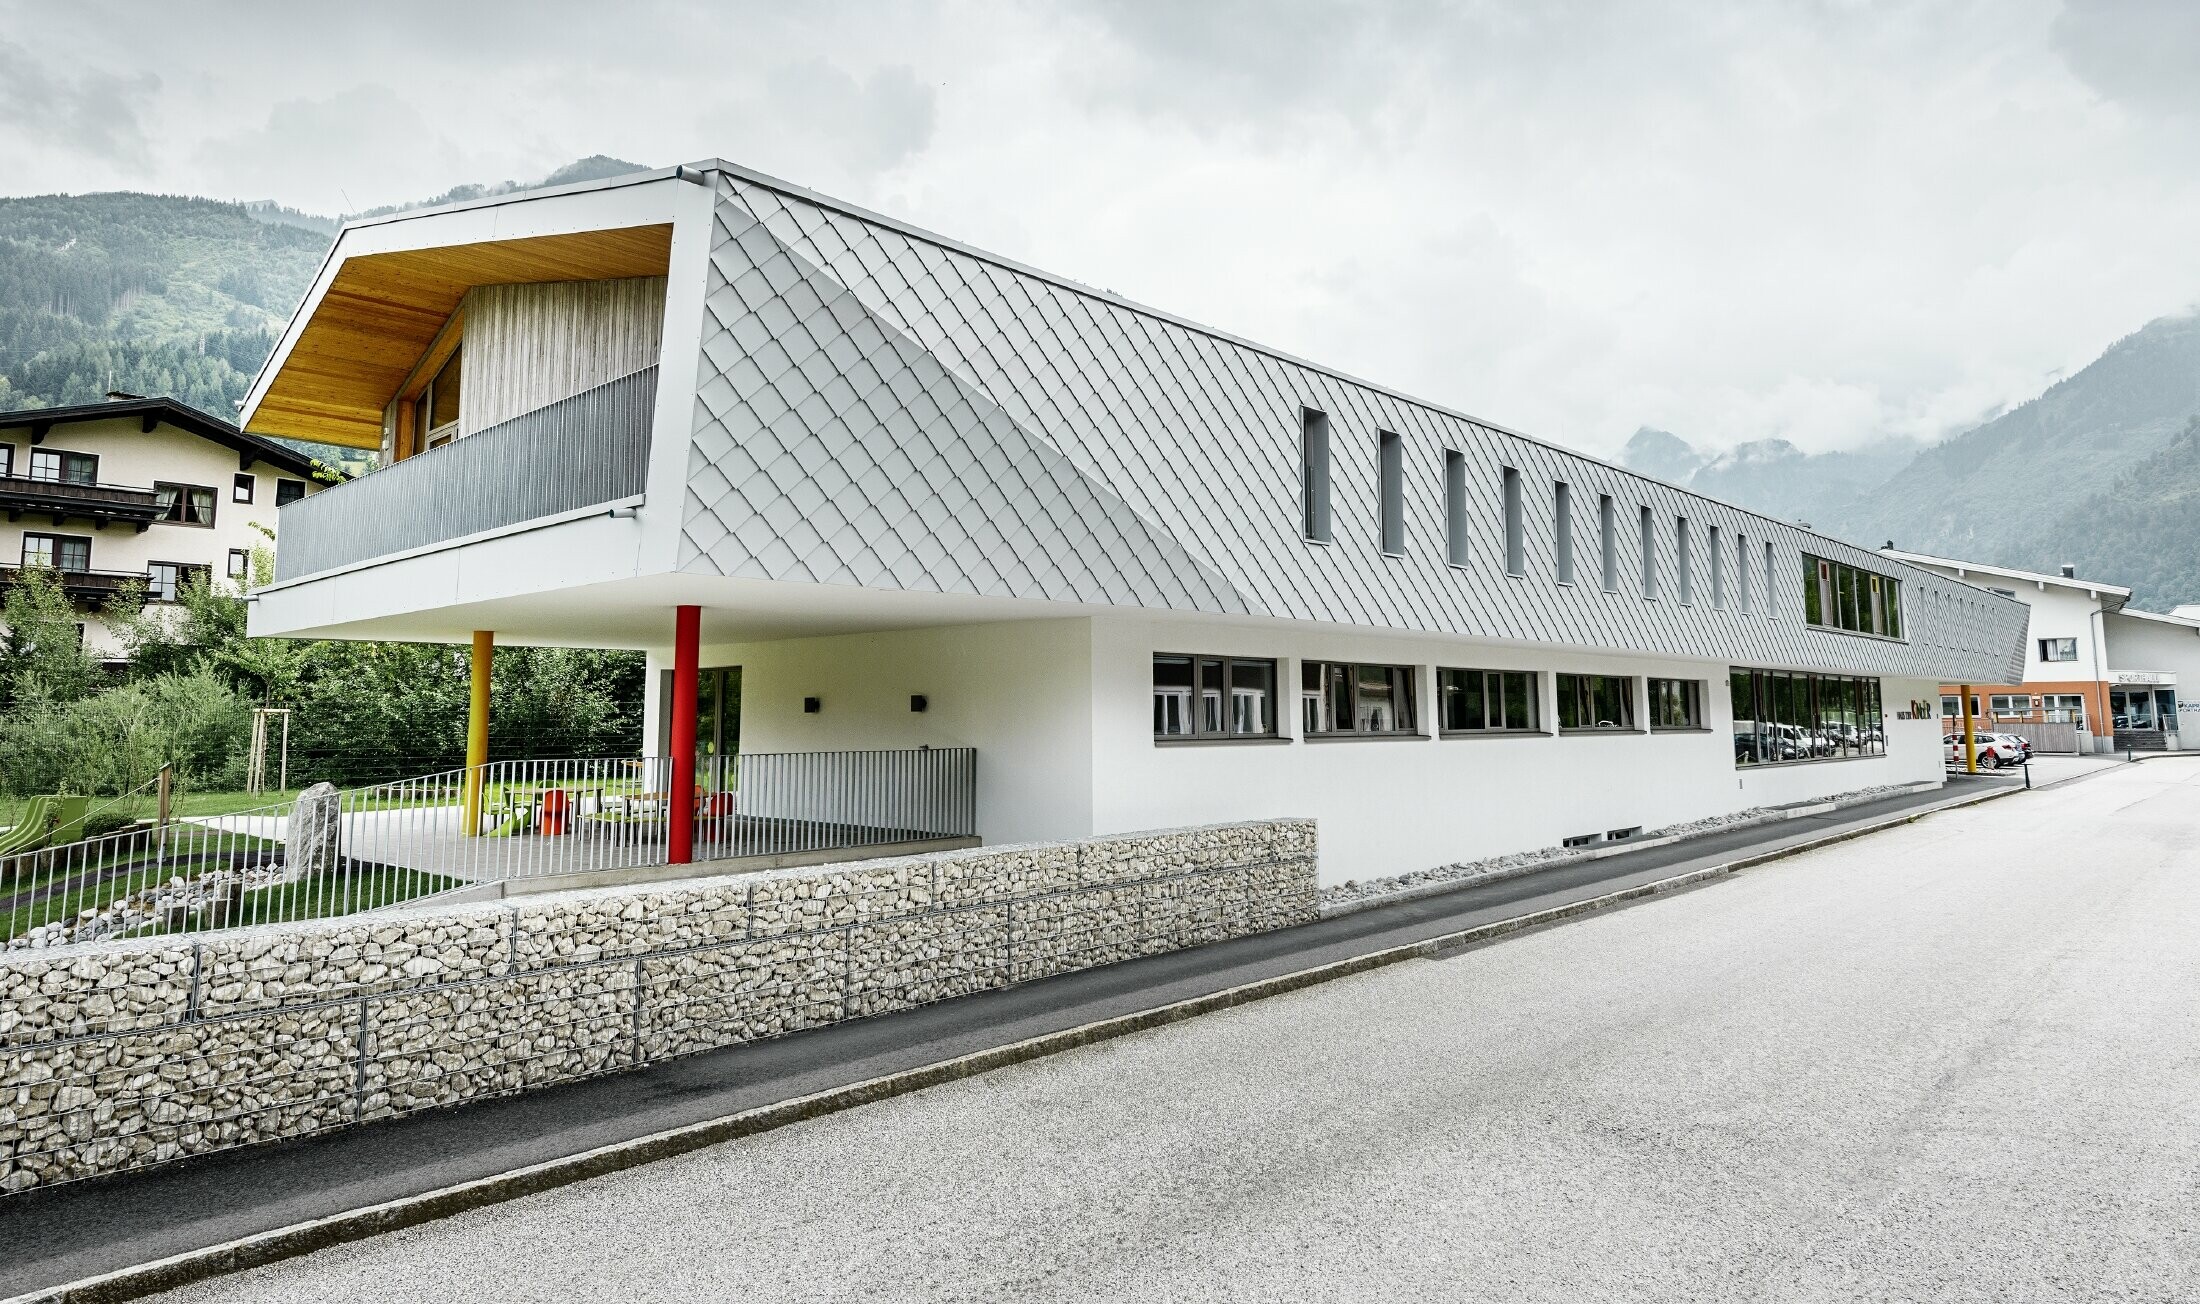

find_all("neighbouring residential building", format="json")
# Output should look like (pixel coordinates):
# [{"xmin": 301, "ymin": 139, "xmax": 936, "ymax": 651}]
[
  {"xmin": 234, "ymin": 161, "xmax": 2028, "ymax": 885},
  {"xmin": 0, "ymin": 397, "xmax": 330, "ymax": 663},
  {"xmin": 1884, "ymin": 550, "xmax": 2200, "ymax": 751}
]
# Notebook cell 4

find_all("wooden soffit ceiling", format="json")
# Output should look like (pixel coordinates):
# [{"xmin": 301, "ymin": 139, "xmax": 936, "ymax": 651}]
[{"xmin": 247, "ymin": 224, "xmax": 674, "ymax": 448}]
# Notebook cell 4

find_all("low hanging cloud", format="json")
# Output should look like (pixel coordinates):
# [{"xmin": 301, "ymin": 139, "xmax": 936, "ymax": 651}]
[
  {"xmin": 9, "ymin": 0, "xmax": 2200, "ymax": 463},
  {"xmin": 0, "ymin": 40, "xmax": 159, "ymax": 170}
]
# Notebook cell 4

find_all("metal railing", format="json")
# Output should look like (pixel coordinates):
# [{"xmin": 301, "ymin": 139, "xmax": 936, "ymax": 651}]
[
  {"xmin": 273, "ymin": 364, "xmax": 659, "ymax": 581},
  {"xmin": 2, "ymin": 747, "xmax": 978, "ymax": 950}
]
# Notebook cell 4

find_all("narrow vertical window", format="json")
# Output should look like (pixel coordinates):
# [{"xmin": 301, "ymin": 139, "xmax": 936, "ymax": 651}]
[
  {"xmin": 1764, "ymin": 540, "xmax": 1776, "ymax": 617},
  {"xmin": 1553, "ymin": 482, "xmax": 1574, "ymax": 585},
  {"xmin": 1501, "ymin": 466, "xmax": 1525, "ymax": 576},
  {"xmin": 1444, "ymin": 450, "xmax": 1467, "ymax": 567},
  {"xmin": 1300, "ymin": 408, "xmax": 1331, "ymax": 543},
  {"xmin": 1599, "ymin": 494, "xmax": 1618, "ymax": 592},
  {"xmin": 1378, "ymin": 430, "xmax": 1403, "ymax": 555},
  {"xmin": 1639, "ymin": 506, "xmax": 1657, "ymax": 598},
  {"xmin": 1736, "ymin": 532, "xmax": 1750, "ymax": 612},
  {"xmin": 1709, "ymin": 525, "xmax": 1725, "ymax": 608},
  {"xmin": 1676, "ymin": 517, "xmax": 1693, "ymax": 605}
]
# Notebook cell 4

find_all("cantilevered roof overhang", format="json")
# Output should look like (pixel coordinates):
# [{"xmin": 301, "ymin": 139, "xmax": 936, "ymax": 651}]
[{"xmin": 241, "ymin": 168, "xmax": 687, "ymax": 449}]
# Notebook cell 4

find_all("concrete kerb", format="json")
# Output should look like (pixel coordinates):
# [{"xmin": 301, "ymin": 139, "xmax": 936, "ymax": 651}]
[{"xmin": 1, "ymin": 779, "xmax": 2031, "ymax": 1304}]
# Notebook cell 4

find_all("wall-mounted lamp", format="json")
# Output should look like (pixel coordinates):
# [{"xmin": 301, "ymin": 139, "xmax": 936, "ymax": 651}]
[
  {"xmin": 909, "ymin": 694, "xmax": 928, "ymax": 713},
  {"xmin": 803, "ymin": 696, "xmax": 821, "ymax": 714}
]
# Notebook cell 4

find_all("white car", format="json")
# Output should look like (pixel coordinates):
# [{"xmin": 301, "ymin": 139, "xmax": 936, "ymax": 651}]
[{"xmin": 1945, "ymin": 732, "xmax": 2024, "ymax": 769}]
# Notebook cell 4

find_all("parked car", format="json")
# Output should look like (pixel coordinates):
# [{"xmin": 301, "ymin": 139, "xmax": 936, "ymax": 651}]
[
  {"xmin": 1944, "ymin": 731, "xmax": 2024, "ymax": 769},
  {"xmin": 1996, "ymin": 732, "xmax": 2033, "ymax": 762}
]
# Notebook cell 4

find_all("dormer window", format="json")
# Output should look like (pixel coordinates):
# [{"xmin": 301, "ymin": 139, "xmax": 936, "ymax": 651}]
[{"xmin": 416, "ymin": 346, "xmax": 463, "ymax": 451}]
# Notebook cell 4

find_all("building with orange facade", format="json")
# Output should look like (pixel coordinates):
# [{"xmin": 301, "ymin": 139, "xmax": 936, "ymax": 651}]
[{"xmin": 1883, "ymin": 551, "xmax": 2198, "ymax": 752}]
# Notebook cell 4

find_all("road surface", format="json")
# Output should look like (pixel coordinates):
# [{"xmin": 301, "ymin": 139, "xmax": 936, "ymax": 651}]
[{"xmin": 153, "ymin": 760, "xmax": 2200, "ymax": 1303}]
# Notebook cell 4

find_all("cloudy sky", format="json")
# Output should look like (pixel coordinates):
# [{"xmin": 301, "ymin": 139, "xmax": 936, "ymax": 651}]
[{"xmin": 5, "ymin": 0, "xmax": 2198, "ymax": 461}]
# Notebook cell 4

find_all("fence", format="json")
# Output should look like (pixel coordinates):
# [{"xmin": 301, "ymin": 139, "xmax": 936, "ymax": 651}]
[
  {"xmin": 1, "ymin": 748, "xmax": 978, "ymax": 951},
  {"xmin": 0, "ymin": 820, "xmax": 1316, "ymax": 1193}
]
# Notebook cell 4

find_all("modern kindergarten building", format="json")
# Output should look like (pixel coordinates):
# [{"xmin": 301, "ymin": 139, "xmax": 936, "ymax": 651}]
[{"xmin": 238, "ymin": 161, "xmax": 2028, "ymax": 885}]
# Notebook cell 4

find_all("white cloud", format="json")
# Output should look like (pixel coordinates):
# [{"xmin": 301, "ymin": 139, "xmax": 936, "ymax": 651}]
[{"xmin": 10, "ymin": 0, "xmax": 2200, "ymax": 461}]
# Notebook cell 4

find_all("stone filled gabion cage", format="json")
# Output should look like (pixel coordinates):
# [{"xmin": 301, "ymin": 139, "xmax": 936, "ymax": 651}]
[{"xmin": 0, "ymin": 819, "xmax": 1315, "ymax": 1194}]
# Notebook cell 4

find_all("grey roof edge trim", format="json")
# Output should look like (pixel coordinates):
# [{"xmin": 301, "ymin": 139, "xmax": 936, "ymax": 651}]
[
  {"xmin": 680, "ymin": 156, "xmax": 1938, "ymax": 573},
  {"xmin": 1881, "ymin": 548, "xmax": 2135, "ymax": 604},
  {"xmin": 332, "ymin": 165, "xmax": 694, "ymax": 235},
  {"xmin": 2111, "ymin": 607, "xmax": 2200, "ymax": 630}
]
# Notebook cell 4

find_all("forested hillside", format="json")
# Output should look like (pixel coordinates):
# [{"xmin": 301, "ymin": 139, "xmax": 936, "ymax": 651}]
[
  {"xmin": 1625, "ymin": 312, "xmax": 2200, "ymax": 608},
  {"xmin": 0, "ymin": 192, "xmax": 324, "ymax": 416}
]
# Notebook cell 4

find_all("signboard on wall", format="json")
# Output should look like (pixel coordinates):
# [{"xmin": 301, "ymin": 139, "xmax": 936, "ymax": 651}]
[{"xmin": 2113, "ymin": 671, "xmax": 2172, "ymax": 685}]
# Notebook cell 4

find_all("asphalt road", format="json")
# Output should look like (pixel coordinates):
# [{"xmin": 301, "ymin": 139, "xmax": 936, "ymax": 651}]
[{"xmin": 144, "ymin": 760, "xmax": 2200, "ymax": 1303}]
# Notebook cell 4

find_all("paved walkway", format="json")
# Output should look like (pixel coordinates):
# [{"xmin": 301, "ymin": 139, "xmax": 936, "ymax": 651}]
[{"xmin": 118, "ymin": 760, "xmax": 2200, "ymax": 1303}]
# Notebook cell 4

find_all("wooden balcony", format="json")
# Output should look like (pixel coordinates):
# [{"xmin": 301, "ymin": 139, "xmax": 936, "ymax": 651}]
[
  {"xmin": 0, "ymin": 563, "xmax": 153, "ymax": 606},
  {"xmin": 0, "ymin": 475, "xmax": 165, "ymax": 530}
]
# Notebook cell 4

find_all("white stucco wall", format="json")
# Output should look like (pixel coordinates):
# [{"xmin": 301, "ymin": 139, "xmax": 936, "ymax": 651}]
[
  {"xmin": 2104, "ymin": 611, "xmax": 2200, "ymax": 733},
  {"xmin": 648, "ymin": 617, "xmax": 1097, "ymax": 847},
  {"xmin": 1087, "ymin": 615, "xmax": 1943, "ymax": 886},
  {"xmin": 0, "ymin": 417, "xmax": 323, "ymax": 657}
]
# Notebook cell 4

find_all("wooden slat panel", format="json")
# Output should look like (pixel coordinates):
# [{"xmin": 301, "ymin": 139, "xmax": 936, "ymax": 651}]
[{"xmin": 249, "ymin": 225, "xmax": 673, "ymax": 447}]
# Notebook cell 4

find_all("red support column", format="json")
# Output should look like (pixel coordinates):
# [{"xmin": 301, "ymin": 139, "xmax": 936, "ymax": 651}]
[{"xmin": 668, "ymin": 605, "xmax": 700, "ymax": 865}]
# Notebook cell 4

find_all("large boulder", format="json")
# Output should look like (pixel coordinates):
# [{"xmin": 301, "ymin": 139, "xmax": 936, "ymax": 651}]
[{"xmin": 287, "ymin": 783, "xmax": 343, "ymax": 878}]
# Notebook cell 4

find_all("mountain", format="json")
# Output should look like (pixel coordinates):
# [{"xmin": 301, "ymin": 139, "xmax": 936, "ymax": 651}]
[
  {"xmin": 1619, "ymin": 427, "xmax": 1920, "ymax": 533},
  {"xmin": 1855, "ymin": 312, "xmax": 2200, "ymax": 575},
  {"xmin": 1622, "ymin": 311, "xmax": 2200, "ymax": 607},
  {"xmin": 1620, "ymin": 428, "xmax": 1704, "ymax": 484},
  {"xmin": 0, "ymin": 157, "xmax": 649, "ymax": 470}
]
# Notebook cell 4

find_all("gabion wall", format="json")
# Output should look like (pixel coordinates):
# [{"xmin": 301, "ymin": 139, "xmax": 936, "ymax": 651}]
[{"xmin": 0, "ymin": 820, "xmax": 1315, "ymax": 1193}]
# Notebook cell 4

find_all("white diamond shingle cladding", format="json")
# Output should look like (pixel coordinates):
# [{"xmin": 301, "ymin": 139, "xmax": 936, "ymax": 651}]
[
  {"xmin": 679, "ymin": 168, "xmax": 2026, "ymax": 684},
  {"xmin": 0, "ymin": 820, "xmax": 1313, "ymax": 1193}
]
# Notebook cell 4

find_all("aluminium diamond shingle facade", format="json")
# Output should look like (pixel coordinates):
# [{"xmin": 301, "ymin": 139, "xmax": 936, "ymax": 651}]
[{"xmin": 680, "ymin": 168, "xmax": 2027, "ymax": 684}]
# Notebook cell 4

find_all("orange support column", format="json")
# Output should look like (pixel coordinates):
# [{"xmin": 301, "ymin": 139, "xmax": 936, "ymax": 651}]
[{"xmin": 668, "ymin": 605, "xmax": 700, "ymax": 865}]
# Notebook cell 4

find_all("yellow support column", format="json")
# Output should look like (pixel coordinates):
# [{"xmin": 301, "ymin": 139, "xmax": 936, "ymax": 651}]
[
  {"xmin": 1959, "ymin": 684, "xmax": 1977, "ymax": 775},
  {"xmin": 464, "ymin": 630, "xmax": 493, "ymax": 836}
]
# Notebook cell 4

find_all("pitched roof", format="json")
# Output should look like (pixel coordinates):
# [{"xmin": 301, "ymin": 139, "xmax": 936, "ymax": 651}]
[
  {"xmin": 0, "ymin": 397, "xmax": 328, "ymax": 479},
  {"xmin": 1881, "ymin": 549, "xmax": 2131, "ymax": 612}
]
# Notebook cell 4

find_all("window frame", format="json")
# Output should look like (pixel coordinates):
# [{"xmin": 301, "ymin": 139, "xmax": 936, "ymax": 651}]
[
  {"xmin": 1300, "ymin": 407, "xmax": 1332, "ymax": 544},
  {"xmin": 1300, "ymin": 660, "xmax": 1422, "ymax": 738},
  {"xmin": 226, "ymin": 548, "xmax": 251, "ymax": 580},
  {"xmin": 1731, "ymin": 668, "xmax": 1888, "ymax": 767},
  {"xmin": 1555, "ymin": 672, "xmax": 1639, "ymax": 733},
  {"xmin": 1377, "ymin": 429, "xmax": 1404, "ymax": 556},
  {"xmin": 0, "ymin": 443, "xmax": 12, "ymax": 476},
  {"xmin": 232, "ymin": 472, "xmax": 256, "ymax": 504},
  {"xmin": 29, "ymin": 449, "xmax": 98, "ymax": 486},
  {"xmin": 1801, "ymin": 553, "xmax": 1904, "ymax": 639},
  {"xmin": 1151, "ymin": 653, "xmax": 1281, "ymax": 742},
  {"xmin": 144, "ymin": 560, "xmax": 210, "ymax": 605},
  {"xmin": 1553, "ymin": 482, "xmax": 1575, "ymax": 586},
  {"xmin": 1648, "ymin": 677, "xmax": 1705, "ymax": 731},
  {"xmin": 1443, "ymin": 449, "xmax": 1468, "ymax": 568},
  {"xmin": 153, "ymin": 481, "xmax": 219, "ymax": 529},
  {"xmin": 275, "ymin": 478, "xmax": 307, "ymax": 507},
  {"xmin": 1501, "ymin": 466, "xmax": 1525, "ymax": 577},
  {"xmin": 1598, "ymin": 494, "xmax": 1619, "ymax": 592},
  {"xmin": 1437, "ymin": 667, "xmax": 1542, "ymax": 735},
  {"xmin": 2038, "ymin": 637, "xmax": 2078, "ymax": 663},
  {"xmin": 21, "ymin": 532, "xmax": 92, "ymax": 572}
]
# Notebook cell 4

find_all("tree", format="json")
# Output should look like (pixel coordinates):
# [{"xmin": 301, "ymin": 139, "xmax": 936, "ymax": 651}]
[{"xmin": 0, "ymin": 567, "xmax": 104, "ymax": 706}]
